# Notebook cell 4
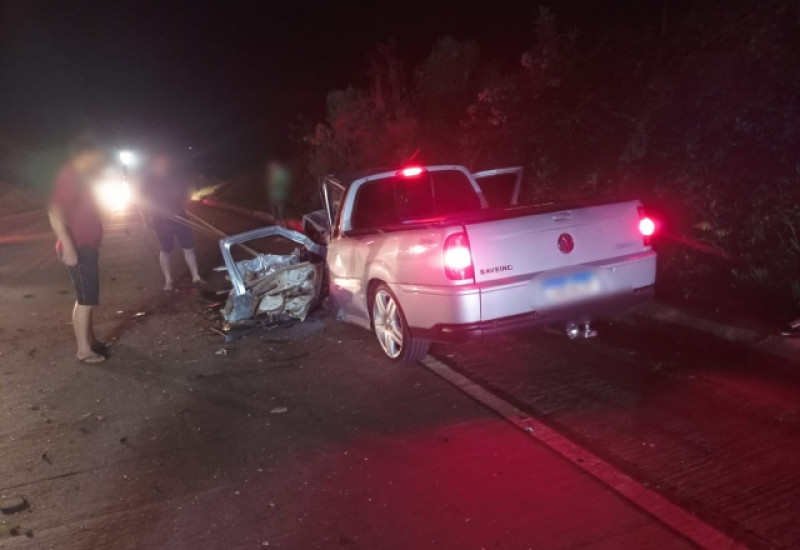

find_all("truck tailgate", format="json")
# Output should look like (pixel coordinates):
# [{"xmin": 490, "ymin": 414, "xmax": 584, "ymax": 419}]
[{"xmin": 466, "ymin": 201, "xmax": 647, "ymax": 284}]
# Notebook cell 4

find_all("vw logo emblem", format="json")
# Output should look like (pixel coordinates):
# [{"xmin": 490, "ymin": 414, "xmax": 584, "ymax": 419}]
[{"xmin": 557, "ymin": 233, "xmax": 574, "ymax": 254}]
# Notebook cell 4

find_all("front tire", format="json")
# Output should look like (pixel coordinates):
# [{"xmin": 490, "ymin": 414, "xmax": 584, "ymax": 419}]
[{"xmin": 371, "ymin": 283, "xmax": 430, "ymax": 363}]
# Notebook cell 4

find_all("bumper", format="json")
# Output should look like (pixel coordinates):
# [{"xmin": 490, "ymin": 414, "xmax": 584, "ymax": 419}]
[{"xmin": 409, "ymin": 285, "xmax": 654, "ymax": 342}]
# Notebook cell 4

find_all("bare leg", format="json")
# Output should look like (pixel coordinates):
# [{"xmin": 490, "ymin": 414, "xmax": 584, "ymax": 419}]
[
  {"xmin": 159, "ymin": 251, "xmax": 174, "ymax": 290},
  {"xmin": 73, "ymin": 303, "xmax": 103, "ymax": 361},
  {"xmin": 88, "ymin": 307, "xmax": 97, "ymax": 346},
  {"xmin": 87, "ymin": 308, "xmax": 105, "ymax": 350},
  {"xmin": 183, "ymin": 248, "xmax": 205, "ymax": 284}
]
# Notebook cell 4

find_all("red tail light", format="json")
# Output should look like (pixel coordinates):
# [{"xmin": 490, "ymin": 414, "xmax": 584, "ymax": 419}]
[
  {"xmin": 443, "ymin": 232, "xmax": 474, "ymax": 281},
  {"xmin": 638, "ymin": 206, "xmax": 655, "ymax": 246},
  {"xmin": 400, "ymin": 166, "xmax": 424, "ymax": 177}
]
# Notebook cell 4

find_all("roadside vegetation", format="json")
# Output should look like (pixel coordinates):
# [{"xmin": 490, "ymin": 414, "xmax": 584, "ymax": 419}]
[{"xmin": 294, "ymin": 1, "xmax": 800, "ymax": 318}]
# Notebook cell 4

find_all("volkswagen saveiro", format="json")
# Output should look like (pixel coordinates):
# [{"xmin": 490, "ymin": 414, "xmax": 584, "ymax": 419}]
[{"xmin": 299, "ymin": 165, "xmax": 657, "ymax": 362}]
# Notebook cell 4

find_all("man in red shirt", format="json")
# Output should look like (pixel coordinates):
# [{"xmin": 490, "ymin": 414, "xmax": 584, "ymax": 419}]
[{"xmin": 48, "ymin": 137, "xmax": 107, "ymax": 363}]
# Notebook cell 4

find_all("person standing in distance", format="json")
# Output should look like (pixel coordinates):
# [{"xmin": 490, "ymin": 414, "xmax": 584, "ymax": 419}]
[
  {"xmin": 48, "ymin": 136, "xmax": 108, "ymax": 364},
  {"xmin": 265, "ymin": 160, "xmax": 291, "ymax": 226},
  {"xmin": 139, "ymin": 152, "xmax": 205, "ymax": 291}
]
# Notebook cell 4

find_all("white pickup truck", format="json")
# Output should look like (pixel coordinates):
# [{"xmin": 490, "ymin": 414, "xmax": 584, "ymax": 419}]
[{"xmin": 299, "ymin": 165, "xmax": 656, "ymax": 362}]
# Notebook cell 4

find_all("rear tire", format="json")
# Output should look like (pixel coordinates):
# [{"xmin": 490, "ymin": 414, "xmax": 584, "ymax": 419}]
[{"xmin": 370, "ymin": 283, "xmax": 430, "ymax": 363}]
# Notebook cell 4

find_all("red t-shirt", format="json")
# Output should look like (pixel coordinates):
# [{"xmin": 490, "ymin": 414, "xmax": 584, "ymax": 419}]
[{"xmin": 50, "ymin": 166, "xmax": 103, "ymax": 251}]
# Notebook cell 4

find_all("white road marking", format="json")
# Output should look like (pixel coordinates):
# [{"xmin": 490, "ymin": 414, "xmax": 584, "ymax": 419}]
[{"xmin": 420, "ymin": 355, "xmax": 748, "ymax": 550}]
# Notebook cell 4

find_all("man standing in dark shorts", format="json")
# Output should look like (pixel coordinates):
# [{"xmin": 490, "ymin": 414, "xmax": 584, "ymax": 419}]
[
  {"xmin": 48, "ymin": 137, "xmax": 107, "ymax": 364},
  {"xmin": 139, "ymin": 152, "xmax": 204, "ymax": 290}
]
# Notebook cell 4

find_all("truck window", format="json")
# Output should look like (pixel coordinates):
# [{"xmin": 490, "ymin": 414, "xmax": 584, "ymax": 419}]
[
  {"xmin": 431, "ymin": 170, "xmax": 481, "ymax": 215},
  {"xmin": 351, "ymin": 179, "xmax": 398, "ymax": 231},
  {"xmin": 328, "ymin": 183, "xmax": 344, "ymax": 222},
  {"xmin": 395, "ymin": 174, "xmax": 435, "ymax": 220},
  {"xmin": 476, "ymin": 173, "xmax": 517, "ymax": 207},
  {"xmin": 350, "ymin": 170, "xmax": 481, "ymax": 232}
]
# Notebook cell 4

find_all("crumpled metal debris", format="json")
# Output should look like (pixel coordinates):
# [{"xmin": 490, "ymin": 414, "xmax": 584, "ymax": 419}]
[
  {"xmin": 236, "ymin": 252, "xmax": 298, "ymax": 278},
  {"xmin": 219, "ymin": 226, "xmax": 325, "ymax": 324},
  {"xmin": 222, "ymin": 254, "xmax": 319, "ymax": 323}
]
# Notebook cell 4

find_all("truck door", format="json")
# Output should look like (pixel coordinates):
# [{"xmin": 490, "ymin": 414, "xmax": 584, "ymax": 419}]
[
  {"xmin": 321, "ymin": 178, "xmax": 345, "ymax": 231},
  {"xmin": 325, "ymin": 178, "xmax": 371, "ymax": 326},
  {"xmin": 472, "ymin": 166, "xmax": 523, "ymax": 207},
  {"xmin": 326, "ymin": 176, "xmax": 398, "ymax": 328}
]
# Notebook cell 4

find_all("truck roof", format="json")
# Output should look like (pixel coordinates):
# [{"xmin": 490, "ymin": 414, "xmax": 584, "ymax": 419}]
[{"xmin": 325, "ymin": 168, "xmax": 393, "ymax": 189}]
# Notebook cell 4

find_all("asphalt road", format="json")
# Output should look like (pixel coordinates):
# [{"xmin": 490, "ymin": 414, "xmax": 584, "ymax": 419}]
[{"xmin": 1, "ymin": 205, "xmax": 797, "ymax": 549}]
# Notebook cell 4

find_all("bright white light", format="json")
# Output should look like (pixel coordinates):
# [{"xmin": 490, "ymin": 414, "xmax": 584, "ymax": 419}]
[
  {"xmin": 95, "ymin": 173, "xmax": 131, "ymax": 213},
  {"xmin": 119, "ymin": 150, "xmax": 137, "ymax": 167},
  {"xmin": 443, "ymin": 246, "xmax": 472, "ymax": 270}
]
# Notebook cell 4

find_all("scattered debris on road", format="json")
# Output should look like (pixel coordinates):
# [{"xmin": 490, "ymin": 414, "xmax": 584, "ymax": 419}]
[
  {"xmin": 269, "ymin": 406, "xmax": 288, "ymax": 414},
  {"xmin": 0, "ymin": 524, "xmax": 33, "ymax": 539},
  {"xmin": 208, "ymin": 327, "xmax": 226, "ymax": 338},
  {"xmin": 0, "ymin": 497, "xmax": 29, "ymax": 515}
]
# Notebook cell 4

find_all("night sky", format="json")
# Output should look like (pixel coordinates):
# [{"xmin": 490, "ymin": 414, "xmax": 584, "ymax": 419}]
[{"xmin": 1, "ymin": 0, "xmax": 663, "ymax": 174}]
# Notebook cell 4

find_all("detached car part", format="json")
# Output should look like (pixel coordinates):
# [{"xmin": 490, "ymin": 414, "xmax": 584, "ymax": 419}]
[{"xmin": 219, "ymin": 226, "xmax": 326, "ymax": 324}]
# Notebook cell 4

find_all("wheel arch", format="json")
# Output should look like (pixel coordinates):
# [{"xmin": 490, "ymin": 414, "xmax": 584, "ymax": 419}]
[
  {"xmin": 366, "ymin": 278, "xmax": 386, "ymax": 326},
  {"xmin": 364, "ymin": 260, "xmax": 392, "ymax": 321}
]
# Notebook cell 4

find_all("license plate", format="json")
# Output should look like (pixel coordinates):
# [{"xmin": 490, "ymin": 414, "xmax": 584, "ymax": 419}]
[{"xmin": 542, "ymin": 271, "xmax": 600, "ymax": 303}]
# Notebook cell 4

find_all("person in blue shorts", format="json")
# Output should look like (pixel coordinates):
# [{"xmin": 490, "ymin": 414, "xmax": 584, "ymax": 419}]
[{"xmin": 139, "ymin": 152, "xmax": 205, "ymax": 290}]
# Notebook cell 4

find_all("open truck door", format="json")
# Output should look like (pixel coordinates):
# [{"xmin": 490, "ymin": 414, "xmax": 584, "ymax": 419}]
[
  {"xmin": 472, "ymin": 166, "xmax": 523, "ymax": 207},
  {"xmin": 302, "ymin": 176, "xmax": 345, "ymax": 245}
]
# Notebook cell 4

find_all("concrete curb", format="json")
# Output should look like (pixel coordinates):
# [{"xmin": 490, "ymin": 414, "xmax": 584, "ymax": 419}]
[
  {"xmin": 421, "ymin": 355, "xmax": 748, "ymax": 550},
  {"xmin": 632, "ymin": 302, "xmax": 800, "ymax": 363}
]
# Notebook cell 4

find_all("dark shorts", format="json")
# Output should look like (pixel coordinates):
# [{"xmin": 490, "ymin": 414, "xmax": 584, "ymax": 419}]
[
  {"xmin": 153, "ymin": 216, "xmax": 194, "ymax": 252},
  {"xmin": 64, "ymin": 247, "xmax": 100, "ymax": 306}
]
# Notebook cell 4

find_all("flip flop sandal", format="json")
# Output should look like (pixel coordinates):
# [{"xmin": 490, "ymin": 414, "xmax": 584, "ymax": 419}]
[{"xmin": 76, "ymin": 354, "xmax": 107, "ymax": 364}]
